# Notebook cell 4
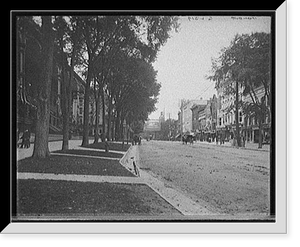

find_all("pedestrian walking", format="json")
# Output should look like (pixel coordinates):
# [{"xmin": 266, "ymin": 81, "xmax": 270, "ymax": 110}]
[
  {"xmin": 221, "ymin": 131, "xmax": 225, "ymax": 145},
  {"xmin": 24, "ymin": 129, "xmax": 31, "ymax": 148},
  {"xmin": 20, "ymin": 131, "xmax": 25, "ymax": 148},
  {"xmin": 101, "ymin": 132, "xmax": 106, "ymax": 142},
  {"xmin": 104, "ymin": 138, "xmax": 110, "ymax": 153},
  {"xmin": 242, "ymin": 135, "xmax": 246, "ymax": 147},
  {"xmin": 19, "ymin": 132, "xmax": 24, "ymax": 148},
  {"xmin": 20, "ymin": 129, "xmax": 30, "ymax": 148}
]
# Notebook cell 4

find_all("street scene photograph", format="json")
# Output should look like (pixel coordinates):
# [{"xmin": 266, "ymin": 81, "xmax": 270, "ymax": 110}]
[{"xmin": 13, "ymin": 13, "xmax": 274, "ymax": 222}]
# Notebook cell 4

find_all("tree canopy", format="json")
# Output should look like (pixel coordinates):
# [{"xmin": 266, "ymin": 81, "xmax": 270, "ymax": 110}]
[
  {"xmin": 208, "ymin": 32, "xmax": 271, "ymax": 147},
  {"xmin": 17, "ymin": 15, "xmax": 179, "ymax": 154}
]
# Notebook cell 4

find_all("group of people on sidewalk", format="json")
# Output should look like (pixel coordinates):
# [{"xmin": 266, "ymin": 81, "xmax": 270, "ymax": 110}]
[
  {"xmin": 17, "ymin": 129, "xmax": 31, "ymax": 148},
  {"xmin": 200, "ymin": 131, "xmax": 247, "ymax": 147}
]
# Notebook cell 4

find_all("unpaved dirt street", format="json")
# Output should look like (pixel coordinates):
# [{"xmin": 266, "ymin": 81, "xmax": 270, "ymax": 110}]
[{"xmin": 138, "ymin": 140, "xmax": 270, "ymax": 215}]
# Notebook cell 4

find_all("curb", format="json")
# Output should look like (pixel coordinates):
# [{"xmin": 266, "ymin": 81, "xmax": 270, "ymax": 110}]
[
  {"xmin": 17, "ymin": 172, "xmax": 145, "ymax": 185},
  {"xmin": 193, "ymin": 141, "xmax": 270, "ymax": 152},
  {"xmin": 129, "ymin": 144, "xmax": 217, "ymax": 216},
  {"xmin": 51, "ymin": 152, "xmax": 121, "ymax": 161},
  {"xmin": 119, "ymin": 145, "xmax": 139, "ymax": 177}
]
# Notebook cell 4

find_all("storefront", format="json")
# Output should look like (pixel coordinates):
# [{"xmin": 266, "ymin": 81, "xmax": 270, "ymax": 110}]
[{"xmin": 243, "ymin": 123, "xmax": 270, "ymax": 144}]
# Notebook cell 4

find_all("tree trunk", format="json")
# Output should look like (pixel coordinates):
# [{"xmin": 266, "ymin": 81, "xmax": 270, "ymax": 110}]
[
  {"xmin": 101, "ymin": 87, "xmax": 106, "ymax": 142},
  {"xmin": 120, "ymin": 116, "xmax": 124, "ymax": 142},
  {"xmin": 117, "ymin": 108, "xmax": 123, "ymax": 141},
  {"xmin": 115, "ymin": 110, "xmax": 120, "ymax": 141},
  {"xmin": 61, "ymin": 68, "xmax": 70, "ymax": 150},
  {"xmin": 126, "ymin": 123, "xmax": 130, "ymax": 144},
  {"xmin": 94, "ymin": 95, "xmax": 100, "ymax": 144},
  {"xmin": 258, "ymin": 118, "xmax": 263, "ymax": 149},
  {"xmin": 112, "ymin": 115, "xmax": 116, "ymax": 141},
  {"xmin": 34, "ymin": 108, "xmax": 51, "ymax": 158},
  {"xmin": 32, "ymin": 16, "xmax": 54, "ymax": 158},
  {"xmin": 111, "ymin": 117, "xmax": 114, "ymax": 141},
  {"xmin": 267, "ymin": 94, "xmax": 272, "ymax": 147},
  {"xmin": 107, "ymin": 96, "xmax": 112, "ymax": 141},
  {"xmin": 81, "ymin": 69, "xmax": 92, "ymax": 146},
  {"xmin": 235, "ymin": 80, "xmax": 241, "ymax": 147}
]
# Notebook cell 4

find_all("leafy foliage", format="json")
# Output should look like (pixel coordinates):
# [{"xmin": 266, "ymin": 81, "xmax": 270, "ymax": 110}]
[
  {"xmin": 17, "ymin": 15, "xmax": 179, "ymax": 146},
  {"xmin": 208, "ymin": 32, "xmax": 271, "ymax": 147}
]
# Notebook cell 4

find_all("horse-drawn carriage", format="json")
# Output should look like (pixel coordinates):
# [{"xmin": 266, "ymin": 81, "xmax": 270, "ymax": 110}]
[
  {"xmin": 182, "ymin": 133, "xmax": 195, "ymax": 144},
  {"xmin": 132, "ymin": 134, "xmax": 141, "ymax": 145}
]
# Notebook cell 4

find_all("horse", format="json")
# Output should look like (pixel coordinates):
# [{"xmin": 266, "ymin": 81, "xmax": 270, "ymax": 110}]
[{"xmin": 182, "ymin": 135, "xmax": 194, "ymax": 145}]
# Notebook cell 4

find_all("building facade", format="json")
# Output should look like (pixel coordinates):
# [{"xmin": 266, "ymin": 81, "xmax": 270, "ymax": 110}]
[
  {"xmin": 16, "ymin": 21, "xmax": 38, "ymax": 135},
  {"xmin": 180, "ymin": 99, "xmax": 207, "ymax": 134},
  {"xmin": 242, "ymin": 85, "xmax": 271, "ymax": 143},
  {"xmin": 16, "ymin": 22, "xmax": 104, "ymax": 138},
  {"xmin": 216, "ymin": 81, "xmax": 271, "ymax": 144},
  {"xmin": 191, "ymin": 104, "xmax": 206, "ymax": 133}
]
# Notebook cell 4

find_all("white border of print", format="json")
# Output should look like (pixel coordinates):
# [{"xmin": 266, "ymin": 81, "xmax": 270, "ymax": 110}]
[{"xmin": 1, "ymin": 2, "xmax": 287, "ymax": 234}]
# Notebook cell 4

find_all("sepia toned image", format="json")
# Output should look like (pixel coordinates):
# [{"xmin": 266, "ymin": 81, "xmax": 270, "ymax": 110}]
[{"xmin": 11, "ymin": 10, "xmax": 281, "ymax": 230}]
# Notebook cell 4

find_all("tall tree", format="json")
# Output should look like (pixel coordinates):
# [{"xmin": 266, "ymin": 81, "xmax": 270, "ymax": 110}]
[
  {"xmin": 79, "ymin": 16, "xmax": 129, "ymax": 146},
  {"xmin": 54, "ymin": 16, "xmax": 84, "ymax": 150},
  {"xmin": 32, "ymin": 16, "xmax": 55, "ymax": 158},
  {"xmin": 79, "ymin": 16, "xmax": 178, "ymax": 144},
  {"xmin": 238, "ymin": 33, "xmax": 271, "ymax": 148},
  {"xmin": 208, "ymin": 32, "xmax": 271, "ymax": 148},
  {"xmin": 54, "ymin": 16, "xmax": 71, "ymax": 151},
  {"xmin": 117, "ymin": 58, "xmax": 160, "ymax": 138}
]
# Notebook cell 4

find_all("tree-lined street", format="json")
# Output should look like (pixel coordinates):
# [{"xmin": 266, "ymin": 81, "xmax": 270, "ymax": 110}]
[{"xmin": 15, "ymin": 14, "xmax": 273, "ymax": 221}]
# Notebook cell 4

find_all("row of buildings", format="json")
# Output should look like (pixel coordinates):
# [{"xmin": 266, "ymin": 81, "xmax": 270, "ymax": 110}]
[{"xmin": 176, "ymin": 83, "xmax": 271, "ymax": 144}]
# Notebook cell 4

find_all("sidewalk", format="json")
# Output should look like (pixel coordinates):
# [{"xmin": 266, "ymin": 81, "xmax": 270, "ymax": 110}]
[
  {"xmin": 17, "ymin": 139, "xmax": 85, "ymax": 161},
  {"xmin": 15, "ymin": 139, "xmax": 182, "ymax": 220},
  {"xmin": 193, "ymin": 140, "xmax": 270, "ymax": 152}
]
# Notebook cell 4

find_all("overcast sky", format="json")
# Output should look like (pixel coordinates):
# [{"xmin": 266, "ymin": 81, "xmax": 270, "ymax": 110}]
[{"xmin": 149, "ymin": 15, "xmax": 271, "ymax": 120}]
